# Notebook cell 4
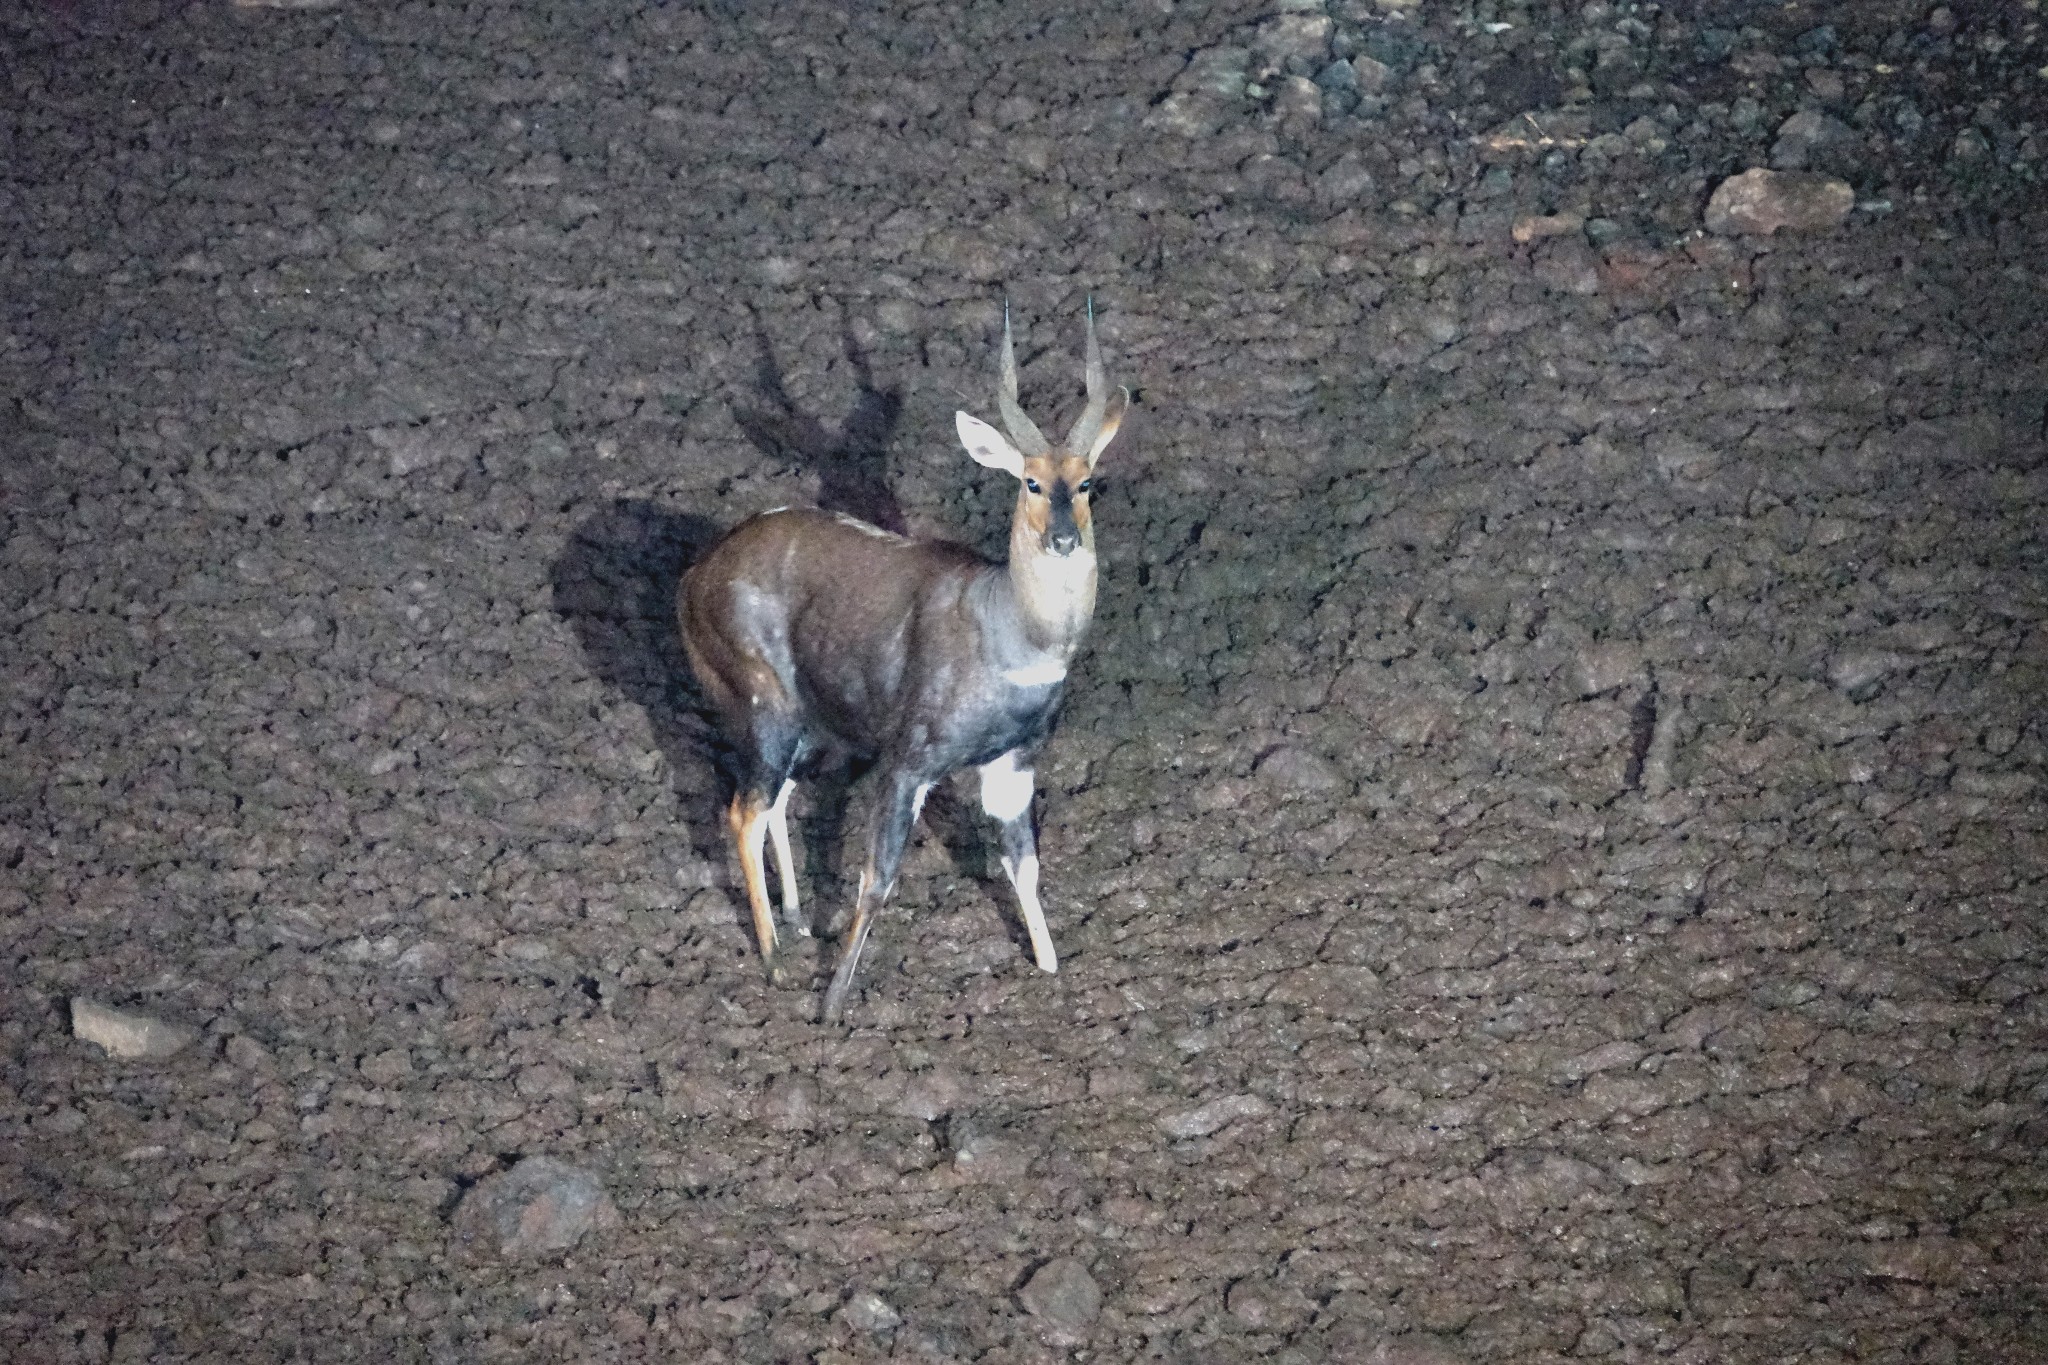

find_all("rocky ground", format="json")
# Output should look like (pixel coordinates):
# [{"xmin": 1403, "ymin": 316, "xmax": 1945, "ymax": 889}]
[{"xmin": 3, "ymin": 0, "xmax": 2045, "ymax": 1360}]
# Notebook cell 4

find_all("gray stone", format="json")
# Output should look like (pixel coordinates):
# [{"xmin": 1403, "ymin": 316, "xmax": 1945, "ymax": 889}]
[
  {"xmin": 1313, "ymin": 58, "xmax": 1358, "ymax": 96},
  {"xmin": 451, "ymin": 1157, "xmax": 619, "ymax": 1262},
  {"xmin": 1256, "ymin": 745, "xmax": 1344, "ymax": 793},
  {"xmin": 1704, "ymin": 168, "xmax": 1853, "ymax": 235},
  {"xmin": 1951, "ymin": 127, "xmax": 1992, "ymax": 165},
  {"xmin": 1018, "ymin": 1257, "xmax": 1101, "ymax": 1333},
  {"xmin": 1317, "ymin": 150, "xmax": 1376, "ymax": 204},
  {"xmin": 1226, "ymin": 1276, "xmax": 1315, "ymax": 1331},
  {"xmin": 70, "ymin": 999, "xmax": 198, "ymax": 1060},
  {"xmin": 1254, "ymin": 15, "xmax": 1333, "ymax": 69},
  {"xmin": 1274, "ymin": 75, "xmax": 1323, "ymax": 125},
  {"xmin": 370, "ymin": 422, "xmax": 480, "ymax": 477},
  {"xmin": 1640, "ymin": 696, "xmax": 1684, "ymax": 798},
  {"xmin": 950, "ymin": 1122, "xmax": 1032, "ymax": 1182},
  {"xmin": 1827, "ymin": 649, "xmax": 1908, "ymax": 699},
  {"xmin": 1350, "ymin": 54, "xmax": 1394, "ymax": 94},
  {"xmin": 1770, "ymin": 110, "xmax": 1864, "ymax": 174},
  {"xmin": 841, "ymin": 1289, "xmax": 902, "ymax": 1332},
  {"xmin": 1180, "ymin": 46, "xmax": 1251, "ymax": 98},
  {"xmin": 1535, "ymin": 239, "xmax": 1602, "ymax": 295},
  {"xmin": 1158, "ymin": 1093, "xmax": 1273, "ymax": 1139},
  {"xmin": 1147, "ymin": 93, "xmax": 1221, "ymax": 137}
]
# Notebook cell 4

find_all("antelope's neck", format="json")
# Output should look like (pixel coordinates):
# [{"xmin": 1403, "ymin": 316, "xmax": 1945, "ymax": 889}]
[{"xmin": 1000, "ymin": 527, "xmax": 1097, "ymax": 661}]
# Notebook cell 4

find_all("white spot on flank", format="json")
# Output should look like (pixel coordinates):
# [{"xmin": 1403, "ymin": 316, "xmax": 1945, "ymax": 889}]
[
  {"xmin": 1001, "ymin": 657, "xmax": 1067, "ymax": 687},
  {"xmin": 762, "ymin": 505, "xmax": 791, "ymax": 516}
]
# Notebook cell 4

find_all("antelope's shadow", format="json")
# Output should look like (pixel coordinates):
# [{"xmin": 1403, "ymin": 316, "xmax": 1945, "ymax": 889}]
[
  {"xmin": 731, "ymin": 312, "xmax": 908, "ymax": 537},
  {"xmin": 550, "ymin": 320, "xmax": 997, "ymax": 947},
  {"xmin": 549, "ymin": 500, "xmax": 733, "ymax": 899}
]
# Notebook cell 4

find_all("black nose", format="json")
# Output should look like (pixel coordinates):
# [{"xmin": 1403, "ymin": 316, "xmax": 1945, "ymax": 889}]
[{"xmin": 1049, "ymin": 530, "xmax": 1080, "ymax": 555}]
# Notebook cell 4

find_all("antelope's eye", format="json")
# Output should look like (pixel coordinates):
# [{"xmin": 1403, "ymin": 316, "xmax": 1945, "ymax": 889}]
[
  {"xmin": 1076, "ymin": 479, "xmax": 1092, "ymax": 494},
  {"xmin": 1024, "ymin": 478, "xmax": 1042, "ymax": 494}
]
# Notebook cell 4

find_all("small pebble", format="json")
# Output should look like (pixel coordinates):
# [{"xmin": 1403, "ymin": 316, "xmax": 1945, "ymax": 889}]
[
  {"xmin": 1018, "ymin": 1257, "xmax": 1101, "ymax": 1335},
  {"xmin": 1704, "ymin": 168, "xmax": 1854, "ymax": 235},
  {"xmin": 1253, "ymin": 14, "xmax": 1333, "ymax": 68},
  {"xmin": 1827, "ymin": 649, "xmax": 1907, "ymax": 698},
  {"xmin": 841, "ymin": 1290, "xmax": 903, "ymax": 1332},
  {"xmin": 451, "ymin": 1157, "xmax": 619, "ymax": 1262},
  {"xmin": 1256, "ymin": 745, "xmax": 1343, "ymax": 793},
  {"xmin": 1158, "ymin": 1093, "xmax": 1272, "ymax": 1140},
  {"xmin": 1770, "ymin": 110, "xmax": 1862, "ymax": 172},
  {"xmin": 71, "ymin": 999, "xmax": 197, "ymax": 1061},
  {"xmin": 1511, "ymin": 211, "xmax": 1584, "ymax": 243}
]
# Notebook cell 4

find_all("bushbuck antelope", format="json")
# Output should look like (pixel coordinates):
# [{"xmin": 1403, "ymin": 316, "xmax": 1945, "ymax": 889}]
[{"xmin": 680, "ymin": 304, "xmax": 1129, "ymax": 1023}]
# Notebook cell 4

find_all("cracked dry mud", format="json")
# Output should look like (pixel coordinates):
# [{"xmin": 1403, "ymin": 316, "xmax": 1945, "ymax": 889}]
[{"xmin": 3, "ymin": 1, "xmax": 2045, "ymax": 1361}]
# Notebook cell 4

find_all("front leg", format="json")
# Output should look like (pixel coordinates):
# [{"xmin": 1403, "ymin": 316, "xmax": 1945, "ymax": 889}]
[
  {"xmin": 823, "ymin": 770, "xmax": 925, "ymax": 1025},
  {"xmin": 979, "ymin": 750, "xmax": 1057, "ymax": 974}
]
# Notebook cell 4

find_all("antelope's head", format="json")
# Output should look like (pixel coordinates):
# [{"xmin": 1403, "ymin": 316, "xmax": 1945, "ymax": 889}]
[{"xmin": 955, "ymin": 302, "xmax": 1129, "ymax": 561}]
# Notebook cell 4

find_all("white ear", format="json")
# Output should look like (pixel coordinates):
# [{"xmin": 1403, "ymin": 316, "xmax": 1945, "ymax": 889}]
[{"xmin": 956, "ymin": 411, "xmax": 1024, "ymax": 477}]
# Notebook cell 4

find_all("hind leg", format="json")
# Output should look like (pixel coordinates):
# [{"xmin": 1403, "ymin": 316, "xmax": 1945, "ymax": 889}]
[
  {"xmin": 725, "ymin": 713, "xmax": 807, "ymax": 986},
  {"xmin": 727, "ymin": 789, "xmax": 781, "ymax": 980},
  {"xmin": 765, "ymin": 778, "xmax": 807, "ymax": 935}
]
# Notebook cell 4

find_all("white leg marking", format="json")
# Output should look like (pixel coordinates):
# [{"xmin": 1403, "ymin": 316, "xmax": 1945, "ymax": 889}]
[
  {"xmin": 767, "ymin": 779, "xmax": 806, "ymax": 933},
  {"xmin": 1001, "ymin": 853, "xmax": 1057, "ymax": 974},
  {"xmin": 911, "ymin": 781, "xmax": 933, "ymax": 824},
  {"xmin": 978, "ymin": 752, "xmax": 1035, "ymax": 823},
  {"xmin": 982, "ymin": 752, "xmax": 1054, "ymax": 973}
]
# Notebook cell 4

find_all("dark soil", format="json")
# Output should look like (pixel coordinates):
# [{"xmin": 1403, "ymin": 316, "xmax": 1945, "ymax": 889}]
[{"xmin": 3, "ymin": 1, "xmax": 2045, "ymax": 1361}]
